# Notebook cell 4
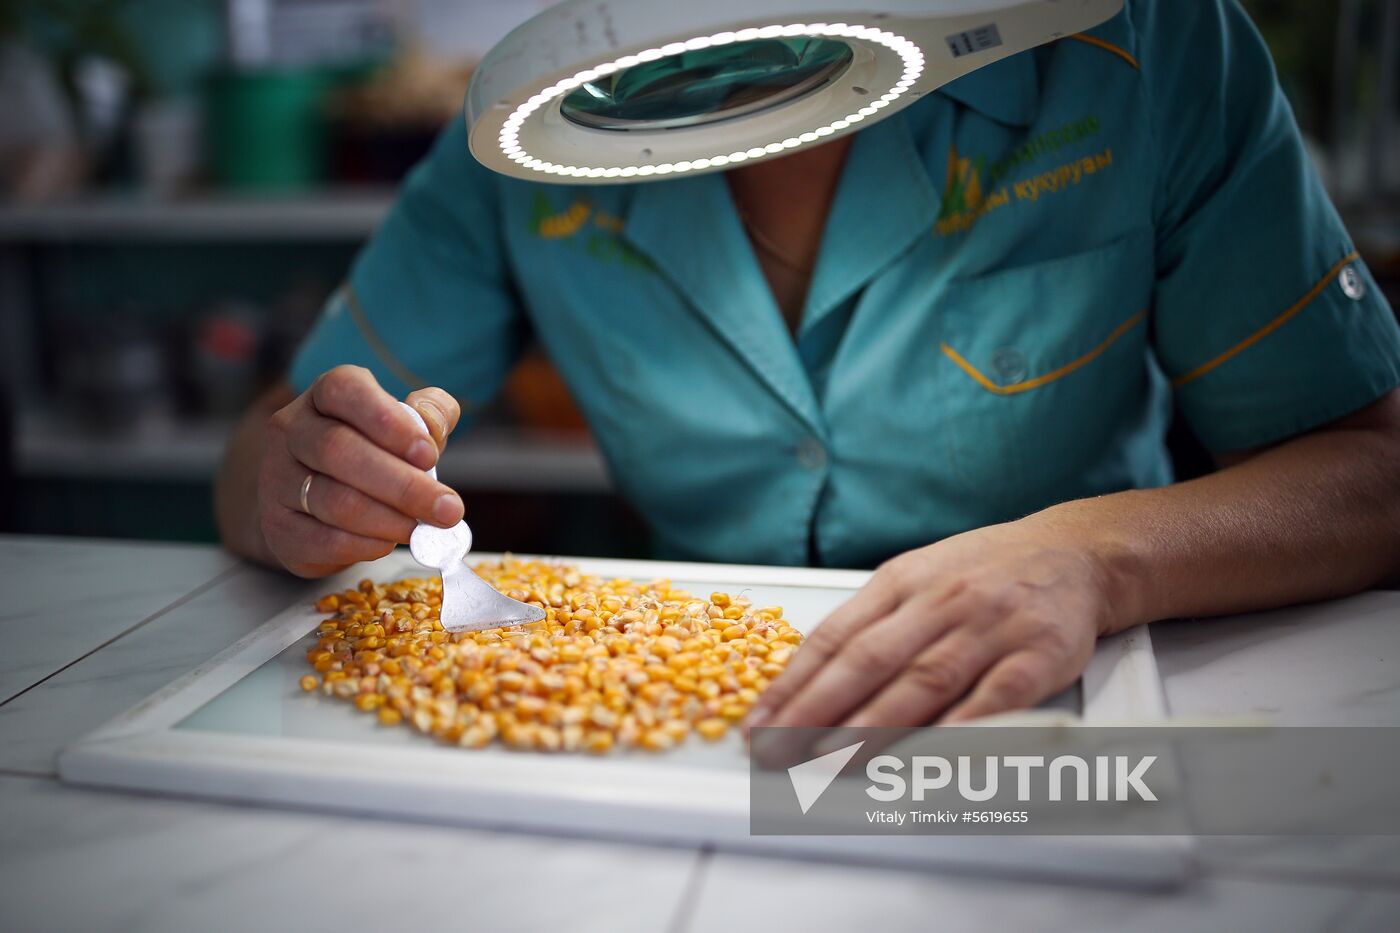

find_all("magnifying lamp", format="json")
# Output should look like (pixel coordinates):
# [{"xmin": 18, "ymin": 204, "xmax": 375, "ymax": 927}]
[{"xmin": 465, "ymin": 0, "xmax": 1123, "ymax": 184}]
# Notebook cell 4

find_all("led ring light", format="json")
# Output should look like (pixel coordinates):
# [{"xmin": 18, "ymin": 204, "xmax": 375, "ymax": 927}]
[
  {"xmin": 500, "ymin": 23, "xmax": 924, "ymax": 180},
  {"xmin": 466, "ymin": 1, "xmax": 1123, "ymax": 185}
]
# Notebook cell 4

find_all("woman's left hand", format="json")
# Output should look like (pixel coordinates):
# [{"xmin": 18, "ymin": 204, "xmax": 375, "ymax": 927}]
[{"xmin": 748, "ymin": 520, "xmax": 1125, "ymax": 729}]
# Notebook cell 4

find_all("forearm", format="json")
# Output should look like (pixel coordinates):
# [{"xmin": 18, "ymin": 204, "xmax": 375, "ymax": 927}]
[
  {"xmin": 1025, "ymin": 394, "xmax": 1400, "ymax": 632},
  {"xmin": 215, "ymin": 384, "xmax": 295, "ymax": 567}
]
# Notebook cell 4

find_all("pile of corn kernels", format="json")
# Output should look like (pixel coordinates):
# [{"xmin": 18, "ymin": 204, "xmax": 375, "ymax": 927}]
[{"xmin": 300, "ymin": 557, "xmax": 803, "ymax": 753}]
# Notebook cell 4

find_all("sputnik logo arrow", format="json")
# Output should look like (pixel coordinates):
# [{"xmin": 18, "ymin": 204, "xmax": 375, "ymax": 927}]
[{"xmin": 788, "ymin": 741, "xmax": 865, "ymax": 814}]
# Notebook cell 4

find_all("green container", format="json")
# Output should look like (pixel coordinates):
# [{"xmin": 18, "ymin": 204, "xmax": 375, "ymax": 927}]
[{"xmin": 206, "ymin": 68, "xmax": 333, "ymax": 190}]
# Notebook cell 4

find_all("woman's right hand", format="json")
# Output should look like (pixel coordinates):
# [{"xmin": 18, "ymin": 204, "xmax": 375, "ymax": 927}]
[{"xmin": 257, "ymin": 365, "xmax": 464, "ymax": 578}]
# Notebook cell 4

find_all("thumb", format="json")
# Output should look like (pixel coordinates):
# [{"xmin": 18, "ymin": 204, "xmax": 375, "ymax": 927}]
[{"xmin": 404, "ymin": 387, "xmax": 462, "ymax": 452}]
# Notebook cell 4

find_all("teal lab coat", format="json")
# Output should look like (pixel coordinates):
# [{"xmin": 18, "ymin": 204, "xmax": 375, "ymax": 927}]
[{"xmin": 291, "ymin": 0, "xmax": 1400, "ymax": 568}]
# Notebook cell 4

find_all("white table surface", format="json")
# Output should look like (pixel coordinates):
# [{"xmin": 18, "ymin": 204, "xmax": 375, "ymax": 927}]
[{"xmin": 1, "ymin": 534, "xmax": 1397, "ymax": 932}]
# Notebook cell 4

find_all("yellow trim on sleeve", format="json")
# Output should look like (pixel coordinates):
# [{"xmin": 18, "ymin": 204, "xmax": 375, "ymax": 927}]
[
  {"xmin": 1066, "ymin": 33, "xmax": 1140, "ymax": 70},
  {"xmin": 342, "ymin": 285, "xmax": 431, "ymax": 393},
  {"xmin": 1169, "ymin": 251, "xmax": 1362, "ymax": 388},
  {"xmin": 941, "ymin": 309, "xmax": 1148, "ymax": 396}
]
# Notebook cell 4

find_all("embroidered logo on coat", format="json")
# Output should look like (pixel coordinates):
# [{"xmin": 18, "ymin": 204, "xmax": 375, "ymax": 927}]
[
  {"xmin": 934, "ymin": 115, "xmax": 1113, "ymax": 237},
  {"xmin": 531, "ymin": 192, "xmax": 652, "ymax": 270}
]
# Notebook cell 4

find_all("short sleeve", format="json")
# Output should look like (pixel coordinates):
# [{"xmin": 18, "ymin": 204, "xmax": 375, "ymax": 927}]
[
  {"xmin": 1137, "ymin": 0, "xmax": 1400, "ymax": 452},
  {"xmin": 288, "ymin": 118, "xmax": 526, "ymax": 414}
]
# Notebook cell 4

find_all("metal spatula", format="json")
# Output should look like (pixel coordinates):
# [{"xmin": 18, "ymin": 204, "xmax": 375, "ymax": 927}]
[{"xmin": 398, "ymin": 402, "xmax": 546, "ymax": 633}]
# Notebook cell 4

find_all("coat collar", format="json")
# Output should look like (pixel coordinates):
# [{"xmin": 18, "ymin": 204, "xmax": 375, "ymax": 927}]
[
  {"xmin": 621, "ymin": 170, "xmax": 825, "ymax": 435},
  {"xmin": 613, "ymin": 51, "xmax": 1039, "ymax": 432},
  {"xmin": 936, "ymin": 48, "xmax": 1041, "ymax": 128},
  {"xmin": 801, "ymin": 51, "xmax": 1041, "ymax": 335},
  {"xmin": 798, "ymin": 106, "xmax": 941, "ymax": 339}
]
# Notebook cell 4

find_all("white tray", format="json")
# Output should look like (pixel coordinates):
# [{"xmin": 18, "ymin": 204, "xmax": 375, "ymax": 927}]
[{"xmin": 58, "ymin": 552, "xmax": 1192, "ymax": 887}]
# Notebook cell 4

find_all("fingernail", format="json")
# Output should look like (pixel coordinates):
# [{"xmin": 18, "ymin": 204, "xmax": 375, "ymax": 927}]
[
  {"xmin": 408, "ymin": 438, "xmax": 437, "ymax": 470},
  {"xmin": 745, "ymin": 707, "xmax": 770, "ymax": 732},
  {"xmin": 415, "ymin": 401, "xmax": 445, "ymax": 437},
  {"xmin": 432, "ymin": 494, "xmax": 462, "ymax": 526}
]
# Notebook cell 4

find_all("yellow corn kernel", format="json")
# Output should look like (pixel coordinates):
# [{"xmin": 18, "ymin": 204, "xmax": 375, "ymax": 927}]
[
  {"xmin": 437, "ymin": 721, "xmax": 465, "ymax": 744},
  {"xmin": 719, "ymin": 702, "xmax": 748, "ymax": 721},
  {"xmin": 502, "ymin": 723, "xmax": 538, "ymax": 750},
  {"xmin": 766, "ymin": 646, "xmax": 794, "ymax": 666},
  {"xmin": 536, "ymin": 725, "xmax": 563, "ymax": 752},
  {"xmin": 645, "ymin": 665, "xmax": 676, "ymax": 683},
  {"xmin": 305, "ymin": 561, "xmax": 801, "ymax": 755},
  {"xmin": 584, "ymin": 730, "xmax": 615, "ymax": 754},
  {"xmin": 670, "ymin": 651, "xmax": 703, "ymax": 669},
  {"xmin": 639, "ymin": 729, "xmax": 673, "ymax": 751},
  {"xmin": 650, "ymin": 635, "xmax": 680, "ymax": 659},
  {"xmin": 695, "ymin": 717, "xmax": 728, "ymax": 741},
  {"xmin": 299, "ymin": 674, "xmax": 319, "ymax": 692},
  {"xmin": 459, "ymin": 725, "xmax": 491, "ymax": 748},
  {"xmin": 661, "ymin": 720, "xmax": 689, "ymax": 741}
]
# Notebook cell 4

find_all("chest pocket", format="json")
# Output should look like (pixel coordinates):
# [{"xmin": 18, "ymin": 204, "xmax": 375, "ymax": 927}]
[{"xmin": 936, "ymin": 228, "xmax": 1157, "ymax": 519}]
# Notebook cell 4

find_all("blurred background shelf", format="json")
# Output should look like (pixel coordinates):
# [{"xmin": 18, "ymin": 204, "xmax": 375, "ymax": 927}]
[
  {"xmin": 0, "ymin": 0, "xmax": 1394, "ymax": 557},
  {"xmin": 0, "ymin": 190, "xmax": 395, "ymax": 242},
  {"xmin": 8, "ymin": 407, "xmax": 637, "ymax": 556},
  {"xmin": 15, "ymin": 408, "xmax": 611, "ymax": 492}
]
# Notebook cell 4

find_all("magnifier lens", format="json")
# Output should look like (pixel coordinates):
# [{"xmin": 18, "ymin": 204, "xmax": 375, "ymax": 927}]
[{"xmin": 560, "ymin": 37, "xmax": 853, "ymax": 131}]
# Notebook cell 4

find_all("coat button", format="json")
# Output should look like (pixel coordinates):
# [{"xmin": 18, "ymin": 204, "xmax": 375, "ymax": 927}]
[
  {"xmin": 796, "ymin": 436, "xmax": 827, "ymax": 470},
  {"xmin": 991, "ymin": 346, "xmax": 1027, "ymax": 383},
  {"xmin": 1339, "ymin": 264, "xmax": 1366, "ymax": 301}
]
